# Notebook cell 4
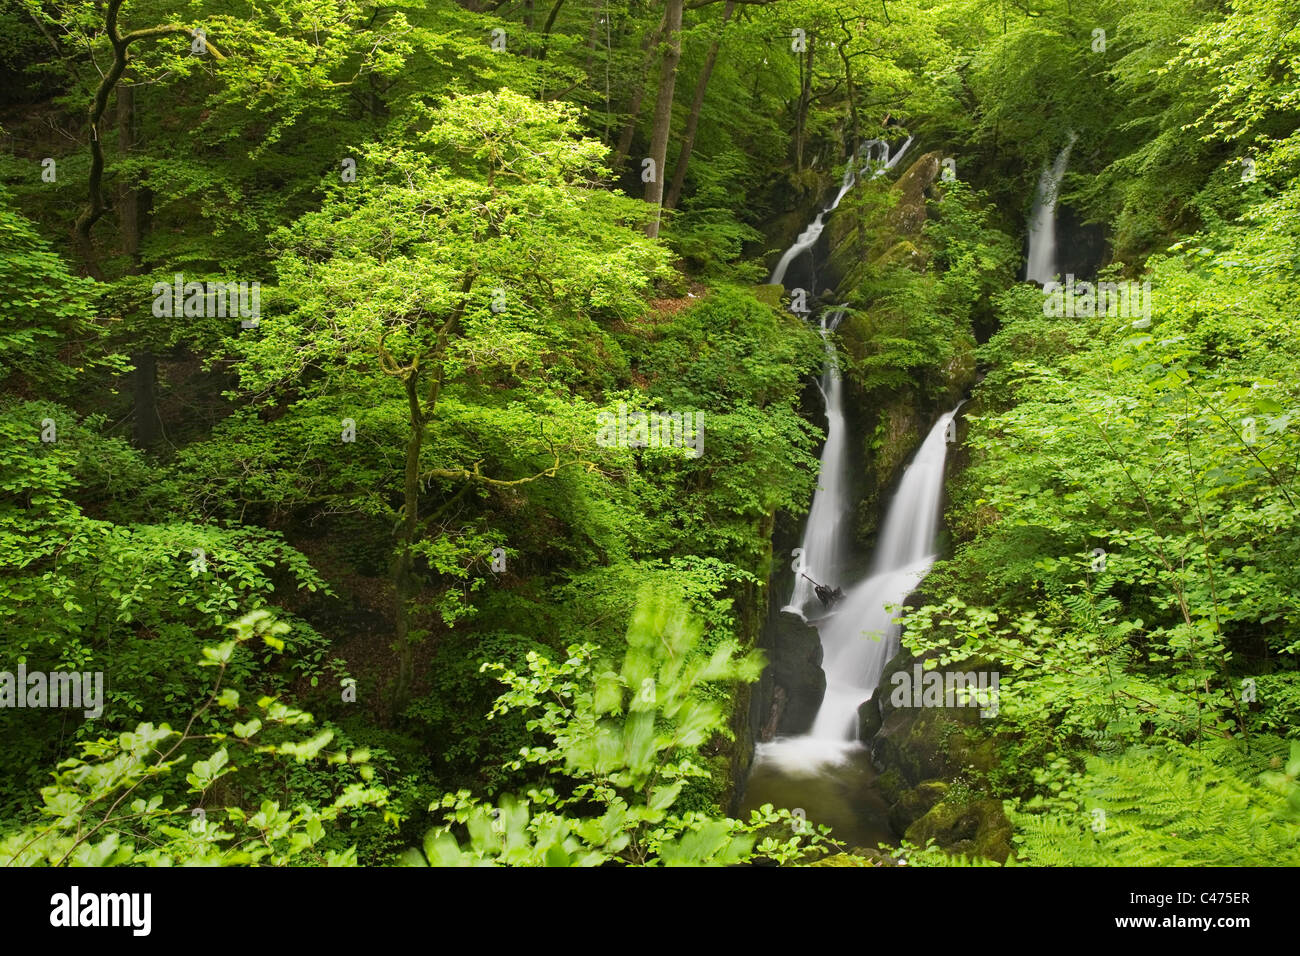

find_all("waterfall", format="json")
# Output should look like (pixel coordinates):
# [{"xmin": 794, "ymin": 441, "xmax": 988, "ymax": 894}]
[
  {"xmin": 786, "ymin": 308, "xmax": 850, "ymax": 617},
  {"xmin": 779, "ymin": 136, "xmax": 915, "ymax": 616},
  {"xmin": 752, "ymin": 132, "xmax": 968, "ymax": 774},
  {"xmin": 807, "ymin": 409, "xmax": 959, "ymax": 741},
  {"xmin": 768, "ymin": 136, "xmax": 915, "ymax": 288},
  {"xmin": 1024, "ymin": 133, "xmax": 1076, "ymax": 284},
  {"xmin": 758, "ymin": 407, "xmax": 960, "ymax": 772}
]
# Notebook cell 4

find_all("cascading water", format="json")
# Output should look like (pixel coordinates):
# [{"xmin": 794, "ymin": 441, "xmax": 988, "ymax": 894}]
[
  {"xmin": 807, "ymin": 408, "xmax": 960, "ymax": 742},
  {"xmin": 768, "ymin": 137, "xmax": 914, "ymax": 288},
  {"xmin": 746, "ymin": 134, "xmax": 959, "ymax": 810},
  {"xmin": 760, "ymin": 408, "xmax": 960, "ymax": 771},
  {"xmin": 742, "ymin": 402, "xmax": 963, "ymax": 832},
  {"xmin": 785, "ymin": 307, "xmax": 850, "ymax": 618},
  {"xmin": 776, "ymin": 139, "xmax": 915, "ymax": 618},
  {"xmin": 1024, "ymin": 133, "xmax": 1076, "ymax": 284}
]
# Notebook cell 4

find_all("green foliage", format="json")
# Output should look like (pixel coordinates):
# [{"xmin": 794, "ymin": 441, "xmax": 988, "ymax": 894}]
[
  {"xmin": 0, "ymin": 611, "xmax": 390, "ymax": 866},
  {"xmin": 404, "ymin": 588, "xmax": 835, "ymax": 866},
  {"xmin": 5, "ymin": 0, "xmax": 1300, "ymax": 871},
  {"xmin": 1011, "ymin": 742, "xmax": 1300, "ymax": 866},
  {"xmin": 897, "ymin": 31, "xmax": 1300, "ymax": 861},
  {"xmin": 0, "ymin": 189, "xmax": 105, "ymax": 395}
]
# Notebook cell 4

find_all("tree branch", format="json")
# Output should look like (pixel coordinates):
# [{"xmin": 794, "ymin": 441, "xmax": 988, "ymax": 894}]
[{"xmin": 74, "ymin": 0, "xmax": 227, "ymax": 276}]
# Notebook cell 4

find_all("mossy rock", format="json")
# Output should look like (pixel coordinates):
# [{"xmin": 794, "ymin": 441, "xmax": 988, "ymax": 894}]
[
  {"xmin": 904, "ymin": 794, "xmax": 1013, "ymax": 863},
  {"xmin": 753, "ymin": 284, "xmax": 785, "ymax": 309},
  {"xmin": 948, "ymin": 728, "xmax": 999, "ymax": 775},
  {"xmin": 871, "ymin": 704, "xmax": 981, "ymax": 789},
  {"xmin": 866, "ymin": 399, "xmax": 924, "ymax": 490},
  {"xmin": 825, "ymin": 205, "xmax": 859, "ymax": 251},
  {"xmin": 809, "ymin": 847, "xmax": 898, "ymax": 867},
  {"xmin": 824, "ymin": 150, "xmax": 942, "ymax": 286},
  {"xmin": 883, "ymin": 151, "xmax": 942, "ymax": 241},
  {"xmin": 857, "ymin": 696, "xmax": 883, "ymax": 741},
  {"xmin": 874, "ymin": 239, "xmax": 927, "ymax": 272},
  {"xmin": 888, "ymin": 779, "xmax": 949, "ymax": 836},
  {"xmin": 875, "ymin": 767, "xmax": 905, "ymax": 805}
]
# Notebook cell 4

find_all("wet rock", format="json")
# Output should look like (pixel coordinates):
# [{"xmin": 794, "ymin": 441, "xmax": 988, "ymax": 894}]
[
  {"xmin": 888, "ymin": 779, "xmax": 949, "ymax": 835},
  {"xmin": 857, "ymin": 695, "xmax": 883, "ymax": 742},
  {"xmin": 904, "ymin": 793, "xmax": 1013, "ymax": 863},
  {"xmin": 764, "ymin": 611, "xmax": 825, "ymax": 737}
]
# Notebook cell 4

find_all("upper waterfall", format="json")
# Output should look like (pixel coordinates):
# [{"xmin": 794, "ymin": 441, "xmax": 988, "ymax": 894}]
[{"xmin": 1024, "ymin": 134, "xmax": 1076, "ymax": 284}]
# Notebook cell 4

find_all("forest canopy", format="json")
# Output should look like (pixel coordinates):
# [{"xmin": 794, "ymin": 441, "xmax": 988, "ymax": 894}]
[{"xmin": 1, "ymin": 0, "xmax": 1298, "ymax": 870}]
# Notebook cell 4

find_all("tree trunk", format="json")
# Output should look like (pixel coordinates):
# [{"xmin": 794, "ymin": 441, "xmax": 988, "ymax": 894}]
[
  {"xmin": 392, "ymin": 372, "xmax": 424, "ymax": 715},
  {"xmin": 537, "ymin": 0, "xmax": 566, "ymax": 58},
  {"xmin": 611, "ymin": 14, "xmax": 667, "ymax": 173},
  {"xmin": 795, "ymin": 40, "xmax": 813, "ymax": 172},
  {"xmin": 131, "ymin": 351, "xmax": 160, "ymax": 447},
  {"xmin": 643, "ymin": 0, "xmax": 683, "ymax": 238},
  {"xmin": 74, "ymin": 1, "xmax": 224, "ymax": 278},
  {"xmin": 388, "ymin": 273, "xmax": 473, "ymax": 716},
  {"xmin": 837, "ymin": 30, "xmax": 860, "ymax": 152},
  {"xmin": 117, "ymin": 84, "xmax": 141, "ymax": 263},
  {"xmin": 664, "ymin": 0, "xmax": 734, "ymax": 211}
]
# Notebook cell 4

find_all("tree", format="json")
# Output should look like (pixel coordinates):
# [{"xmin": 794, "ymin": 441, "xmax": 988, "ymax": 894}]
[
  {"xmin": 664, "ymin": 1, "xmax": 736, "ymax": 211},
  {"xmin": 644, "ymin": 0, "xmax": 684, "ymax": 237},
  {"xmin": 237, "ymin": 90, "xmax": 668, "ymax": 713}
]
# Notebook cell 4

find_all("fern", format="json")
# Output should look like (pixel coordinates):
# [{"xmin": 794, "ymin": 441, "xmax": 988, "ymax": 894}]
[{"xmin": 1010, "ymin": 741, "xmax": 1300, "ymax": 866}]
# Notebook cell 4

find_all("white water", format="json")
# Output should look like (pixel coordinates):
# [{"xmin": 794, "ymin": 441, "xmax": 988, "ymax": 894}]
[
  {"xmin": 1024, "ymin": 133, "xmax": 1076, "ymax": 284},
  {"xmin": 807, "ymin": 411, "xmax": 959, "ymax": 741},
  {"xmin": 754, "ymin": 134, "xmax": 963, "ymax": 775},
  {"xmin": 786, "ymin": 307, "xmax": 850, "ymax": 616},
  {"xmin": 779, "ymin": 138, "xmax": 916, "ymax": 615},
  {"xmin": 760, "ymin": 409, "xmax": 959, "ymax": 773},
  {"xmin": 768, "ymin": 137, "xmax": 915, "ymax": 287}
]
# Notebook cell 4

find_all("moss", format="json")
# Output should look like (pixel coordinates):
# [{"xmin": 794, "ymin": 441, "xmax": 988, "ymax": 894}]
[
  {"xmin": 904, "ymin": 793, "xmax": 1013, "ymax": 863},
  {"xmin": 809, "ymin": 848, "xmax": 896, "ymax": 867},
  {"xmin": 876, "ymin": 767, "xmax": 905, "ymax": 804},
  {"xmin": 888, "ymin": 779, "xmax": 949, "ymax": 835},
  {"xmin": 950, "ymin": 730, "xmax": 999, "ymax": 775},
  {"xmin": 874, "ymin": 239, "xmax": 927, "ymax": 272},
  {"xmin": 753, "ymin": 283, "xmax": 784, "ymax": 309}
]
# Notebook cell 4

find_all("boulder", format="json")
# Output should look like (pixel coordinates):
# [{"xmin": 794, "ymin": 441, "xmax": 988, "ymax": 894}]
[
  {"xmin": 756, "ymin": 610, "xmax": 826, "ymax": 740},
  {"xmin": 888, "ymin": 779, "xmax": 949, "ymax": 835},
  {"xmin": 857, "ymin": 695, "xmax": 883, "ymax": 742},
  {"xmin": 904, "ymin": 793, "xmax": 1014, "ymax": 863}
]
